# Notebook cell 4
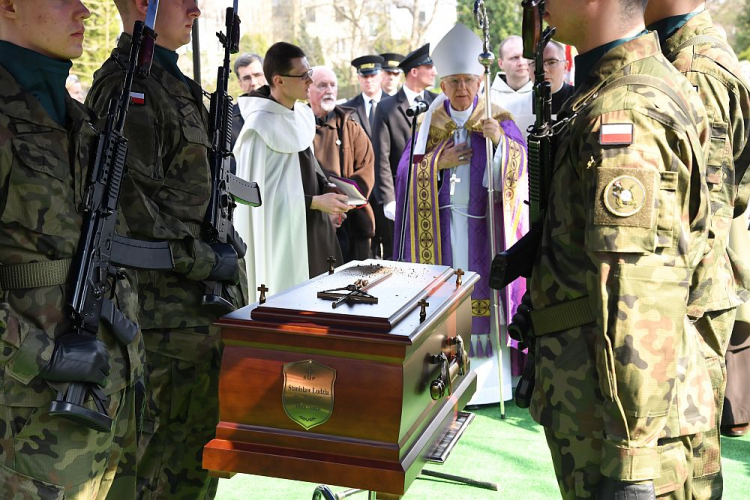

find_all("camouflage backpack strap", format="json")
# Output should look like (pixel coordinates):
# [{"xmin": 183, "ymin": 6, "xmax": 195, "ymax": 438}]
[
  {"xmin": 666, "ymin": 35, "xmax": 730, "ymax": 60},
  {"xmin": 0, "ymin": 259, "xmax": 72, "ymax": 291}
]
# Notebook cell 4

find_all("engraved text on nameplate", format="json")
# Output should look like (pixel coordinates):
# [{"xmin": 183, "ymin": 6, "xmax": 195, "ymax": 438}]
[{"xmin": 282, "ymin": 360, "xmax": 336, "ymax": 430}]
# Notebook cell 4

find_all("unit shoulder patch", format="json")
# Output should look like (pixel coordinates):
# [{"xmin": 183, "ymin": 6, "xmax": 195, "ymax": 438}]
[{"xmin": 594, "ymin": 167, "xmax": 656, "ymax": 227}]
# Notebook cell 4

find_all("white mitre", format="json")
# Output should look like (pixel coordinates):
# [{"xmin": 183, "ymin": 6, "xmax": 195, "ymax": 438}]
[{"xmin": 431, "ymin": 23, "xmax": 484, "ymax": 77}]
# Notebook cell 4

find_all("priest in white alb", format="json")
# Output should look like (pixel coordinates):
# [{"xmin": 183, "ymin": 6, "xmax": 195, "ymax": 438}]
[
  {"xmin": 233, "ymin": 42, "xmax": 347, "ymax": 302},
  {"xmin": 393, "ymin": 24, "xmax": 529, "ymax": 404}
]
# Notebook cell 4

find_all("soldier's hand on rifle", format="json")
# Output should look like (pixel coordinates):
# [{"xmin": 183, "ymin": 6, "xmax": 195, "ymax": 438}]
[
  {"xmin": 481, "ymin": 118, "xmax": 502, "ymax": 146},
  {"xmin": 208, "ymin": 242, "xmax": 240, "ymax": 285},
  {"xmin": 40, "ymin": 335, "xmax": 111, "ymax": 387},
  {"xmin": 311, "ymin": 193, "xmax": 350, "ymax": 215},
  {"xmin": 439, "ymin": 140, "xmax": 473, "ymax": 170},
  {"xmin": 226, "ymin": 225, "xmax": 247, "ymax": 259}
]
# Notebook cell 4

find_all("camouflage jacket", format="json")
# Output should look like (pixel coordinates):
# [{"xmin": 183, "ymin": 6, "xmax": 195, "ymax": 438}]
[
  {"xmin": 0, "ymin": 66, "xmax": 142, "ymax": 406},
  {"xmin": 86, "ymin": 34, "xmax": 246, "ymax": 341},
  {"xmin": 665, "ymin": 10, "xmax": 750, "ymax": 316},
  {"xmin": 528, "ymin": 33, "xmax": 715, "ymax": 481}
]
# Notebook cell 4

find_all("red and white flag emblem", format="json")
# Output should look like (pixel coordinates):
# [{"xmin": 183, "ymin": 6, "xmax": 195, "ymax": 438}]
[
  {"xmin": 129, "ymin": 92, "xmax": 145, "ymax": 105},
  {"xmin": 599, "ymin": 123, "xmax": 633, "ymax": 145}
]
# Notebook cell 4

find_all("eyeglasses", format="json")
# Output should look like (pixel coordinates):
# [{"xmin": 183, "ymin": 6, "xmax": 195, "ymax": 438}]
[
  {"xmin": 444, "ymin": 76, "xmax": 479, "ymax": 88},
  {"xmin": 280, "ymin": 68, "xmax": 314, "ymax": 80},
  {"xmin": 530, "ymin": 59, "xmax": 565, "ymax": 70}
]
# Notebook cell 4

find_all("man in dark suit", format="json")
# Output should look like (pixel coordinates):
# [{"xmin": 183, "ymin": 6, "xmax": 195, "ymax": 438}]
[
  {"xmin": 529, "ymin": 41, "xmax": 575, "ymax": 116},
  {"xmin": 342, "ymin": 55, "xmax": 385, "ymax": 141},
  {"xmin": 230, "ymin": 53, "xmax": 265, "ymax": 173},
  {"xmin": 371, "ymin": 44, "xmax": 437, "ymax": 259},
  {"xmin": 380, "ymin": 52, "xmax": 404, "ymax": 96}
]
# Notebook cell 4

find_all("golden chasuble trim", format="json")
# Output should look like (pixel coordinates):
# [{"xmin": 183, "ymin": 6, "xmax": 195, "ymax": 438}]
[{"xmin": 472, "ymin": 299, "xmax": 491, "ymax": 317}]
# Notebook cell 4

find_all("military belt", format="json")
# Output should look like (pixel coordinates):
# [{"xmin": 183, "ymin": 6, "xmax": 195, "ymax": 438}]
[
  {"xmin": 530, "ymin": 295, "xmax": 596, "ymax": 336},
  {"xmin": 0, "ymin": 259, "xmax": 71, "ymax": 291}
]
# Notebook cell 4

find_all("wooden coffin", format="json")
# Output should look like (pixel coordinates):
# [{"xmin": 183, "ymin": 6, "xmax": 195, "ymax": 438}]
[{"xmin": 203, "ymin": 260, "xmax": 478, "ymax": 496}]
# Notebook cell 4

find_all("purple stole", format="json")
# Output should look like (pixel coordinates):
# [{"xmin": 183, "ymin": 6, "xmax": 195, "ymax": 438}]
[{"xmin": 393, "ymin": 100, "xmax": 529, "ymax": 360}]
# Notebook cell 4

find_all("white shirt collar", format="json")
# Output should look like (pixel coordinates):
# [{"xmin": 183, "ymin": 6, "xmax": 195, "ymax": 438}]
[
  {"xmin": 402, "ymin": 84, "xmax": 424, "ymax": 107},
  {"xmin": 361, "ymin": 90, "xmax": 383, "ymax": 104}
]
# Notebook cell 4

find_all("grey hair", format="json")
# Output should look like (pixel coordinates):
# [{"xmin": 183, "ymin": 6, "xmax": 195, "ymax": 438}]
[{"xmin": 233, "ymin": 53, "xmax": 264, "ymax": 78}]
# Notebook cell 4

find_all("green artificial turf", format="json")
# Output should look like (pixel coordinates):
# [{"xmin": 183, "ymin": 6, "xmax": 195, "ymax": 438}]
[{"xmin": 215, "ymin": 402, "xmax": 750, "ymax": 499}]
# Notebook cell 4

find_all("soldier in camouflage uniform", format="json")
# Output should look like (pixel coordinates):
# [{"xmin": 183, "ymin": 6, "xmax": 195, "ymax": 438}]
[
  {"xmin": 0, "ymin": 1, "xmax": 141, "ymax": 498},
  {"xmin": 527, "ymin": 0, "xmax": 715, "ymax": 498},
  {"xmin": 86, "ymin": 1, "xmax": 246, "ymax": 499},
  {"xmin": 645, "ymin": 2, "xmax": 750, "ymax": 498}
]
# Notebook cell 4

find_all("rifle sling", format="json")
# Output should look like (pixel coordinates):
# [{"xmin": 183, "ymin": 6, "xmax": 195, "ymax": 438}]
[
  {"xmin": 0, "ymin": 259, "xmax": 71, "ymax": 291},
  {"xmin": 530, "ymin": 295, "xmax": 597, "ymax": 336},
  {"xmin": 666, "ymin": 35, "xmax": 728, "ymax": 60}
]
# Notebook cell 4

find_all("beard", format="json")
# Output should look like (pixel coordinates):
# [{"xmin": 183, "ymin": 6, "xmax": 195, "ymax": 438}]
[{"xmin": 320, "ymin": 98, "xmax": 336, "ymax": 112}]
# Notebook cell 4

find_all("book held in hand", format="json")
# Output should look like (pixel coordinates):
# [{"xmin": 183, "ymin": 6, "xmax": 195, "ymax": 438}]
[{"xmin": 327, "ymin": 175, "xmax": 368, "ymax": 206}]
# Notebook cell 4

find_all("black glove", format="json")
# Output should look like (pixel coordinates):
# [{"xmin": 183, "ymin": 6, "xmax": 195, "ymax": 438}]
[
  {"xmin": 226, "ymin": 225, "xmax": 247, "ymax": 259},
  {"xmin": 40, "ymin": 335, "xmax": 111, "ymax": 387},
  {"xmin": 597, "ymin": 478, "xmax": 656, "ymax": 500},
  {"xmin": 208, "ymin": 242, "xmax": 239, "ymax": 284}
]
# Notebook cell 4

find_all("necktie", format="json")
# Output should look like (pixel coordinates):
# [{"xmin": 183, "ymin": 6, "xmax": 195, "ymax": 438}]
[{"xmin": 369, "ymin": 98, "xmax": 377, "ymax": 129}]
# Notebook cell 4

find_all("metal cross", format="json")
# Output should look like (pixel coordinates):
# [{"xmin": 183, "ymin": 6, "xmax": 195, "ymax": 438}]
[
  {"xmin": 455, "ymin": 268, "xmax": 465, "ymax": 287},
  {"xmin": 257, "ymin": 284, "xmax": 269, "ymax": 304},
  {"xmin": 449, "ymin": 171, "xmax": 462, "ymax": 196},
  {"xmin": 419, "ymin": 299, "xmax": 430, "ymax": 322},
  {"xmin": 327, "ymin": 256, "xmax": 336, "ymax": 274}
]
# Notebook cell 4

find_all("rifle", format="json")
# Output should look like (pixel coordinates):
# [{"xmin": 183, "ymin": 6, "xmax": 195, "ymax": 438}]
[
  {"xmin": 49, "ymin": 0, "xmax": 173, "ymax": 432},
  {"xmin": 489, "ymin": 0, "xmax": 556, "ymax": 291},
  {"xmin": 202, "ymin": 0, "xmax": 262, "ymax": 313}
]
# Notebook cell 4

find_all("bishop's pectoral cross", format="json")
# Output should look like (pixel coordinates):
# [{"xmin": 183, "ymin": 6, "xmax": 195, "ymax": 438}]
[
  {"xmin": 449, "ymin": 171, "xmax": 461, "ymax": 196},
  {"xmin": 450, "ymin": 126, "xmax": 465, "ymax": 197}
]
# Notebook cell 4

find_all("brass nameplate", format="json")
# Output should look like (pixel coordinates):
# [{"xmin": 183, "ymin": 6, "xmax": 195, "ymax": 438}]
[{"xmin": 282, "ymin": 360, "xmax": 336, "ymax": 430}]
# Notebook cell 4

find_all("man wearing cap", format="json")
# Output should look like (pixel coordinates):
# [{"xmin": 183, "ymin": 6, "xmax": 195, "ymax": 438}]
[
  {"xmin": 372, "ymin": 43, "xmax": 438, "ymax": 259},
  {"xmin": 392, "ymin": 24, "xmax": 528, "ymax": 406},
  {"xmin": 342, "ymin": 55, "xmax": 384, "ymax": 140},
  {"xmin": 380, "ymin": 52, "xmax": 404, "ymax": 96}
]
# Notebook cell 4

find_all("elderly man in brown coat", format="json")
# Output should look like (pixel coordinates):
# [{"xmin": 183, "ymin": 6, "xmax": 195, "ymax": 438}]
[{"xmin": 309, "ymin": 66, "xmax": 375, "ymax": 261}]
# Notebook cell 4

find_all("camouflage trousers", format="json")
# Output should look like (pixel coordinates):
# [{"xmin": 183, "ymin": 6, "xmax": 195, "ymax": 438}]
[
  {"xmin": 690, "ymin": 307, "xmax": 737, "ymax": 500},
  {"xmin": 136, "ymin": 327, "xmax": 222, "ymax": 500},
  {"xmin": 544, "ymin": 429, "xmax": 702, "ymax": 499},
  {"xmin": 0, "ymin": 383, "xmax": 136, "ymax": 500}
]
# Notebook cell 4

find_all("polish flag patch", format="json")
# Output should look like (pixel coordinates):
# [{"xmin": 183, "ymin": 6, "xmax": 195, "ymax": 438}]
[
  {"xmin": 129, "ymin": 92, "xmax": 145, "ymax": 105},
  {"xmin": 599, "ymin": 123, "xmax": 634, "ymax": 145}
]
